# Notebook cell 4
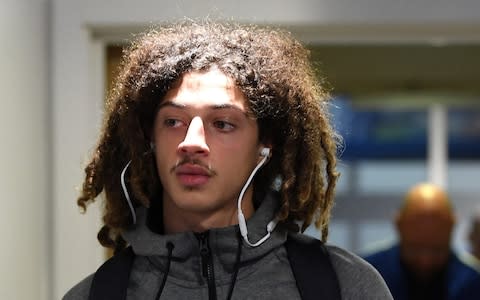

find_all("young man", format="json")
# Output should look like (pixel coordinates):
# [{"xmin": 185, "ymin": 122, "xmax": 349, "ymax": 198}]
[
  {"xmin": 365, "ymin": 183, "xmax": 480, "ymax": 300},
  {"xmin": 64, "ymin": 21, "xmax": 392, "ymax": 299}
]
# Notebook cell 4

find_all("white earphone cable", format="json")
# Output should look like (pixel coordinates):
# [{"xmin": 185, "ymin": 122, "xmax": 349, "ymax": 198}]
[
  {"xmin": 237, "ymin": 148, "xmax": 277, "ymax": 247},
  {"xmin": 120, "ymin": 160, "xmax": 137, "ymax": 225}
]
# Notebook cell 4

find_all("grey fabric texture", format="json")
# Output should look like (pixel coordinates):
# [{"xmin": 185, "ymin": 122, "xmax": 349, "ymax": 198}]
[{"xmin": 63, "ymin": 193, "xmax": 392, "ymax": 300}]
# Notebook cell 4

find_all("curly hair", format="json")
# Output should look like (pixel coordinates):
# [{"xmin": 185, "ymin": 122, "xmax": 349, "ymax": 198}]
[{"xmin": 77, "ymin": 20, "xmax": 340, "ymax": 251}]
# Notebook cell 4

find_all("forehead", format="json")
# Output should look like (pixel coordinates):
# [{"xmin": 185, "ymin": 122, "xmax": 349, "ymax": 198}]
[{"xmin": 162, "ymin": 68, "xmax": 248, "ymax": 109}]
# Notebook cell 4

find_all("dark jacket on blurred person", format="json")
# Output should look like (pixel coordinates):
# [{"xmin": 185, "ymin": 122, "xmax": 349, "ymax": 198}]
[{"xmin": 365, "ymin": 245, "xmax": 480, "ymax": 300}]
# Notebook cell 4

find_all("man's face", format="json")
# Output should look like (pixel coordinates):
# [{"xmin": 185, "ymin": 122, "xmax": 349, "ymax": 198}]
[
  {"xmin": 398, "ymin": 213, "xmax": 452, "ymax": 282},
  {"xmin": 152, "ymin": 68, "xmax": 262, "ymax": 231}
]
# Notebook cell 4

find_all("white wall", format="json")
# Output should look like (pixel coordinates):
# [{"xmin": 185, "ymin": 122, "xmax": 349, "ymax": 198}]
[
  {"xmin": 0, "ymin": 0, "xmax": 49, "ymax": 299},
  {"xmin": 51, "ymin": 0, "xmax": 480, "ymax": 298}
]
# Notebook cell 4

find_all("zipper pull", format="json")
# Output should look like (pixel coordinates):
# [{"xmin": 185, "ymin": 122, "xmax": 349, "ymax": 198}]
[
  {"xmin": 197, "ymin": 232, "xmax": 210, "ymax": 278},
  {"xmin": 196, "ymin": 231, "xmax": 218, "ymax": 299}
]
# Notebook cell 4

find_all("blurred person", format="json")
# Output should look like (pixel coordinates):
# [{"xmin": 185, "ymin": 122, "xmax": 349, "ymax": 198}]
[
  {"xmin": 365, "ymin": 182, "xmax": 480, "ymax": 300},
  {"xmin": 465, "ymin": 207, "xmax": 480, "ymax": 269},
  {"xmin": 63, "ymin": 20, "xmax": 392, "ymax": 299}
]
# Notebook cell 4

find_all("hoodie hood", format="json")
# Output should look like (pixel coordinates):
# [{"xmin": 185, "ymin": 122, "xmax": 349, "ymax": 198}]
[{"xmin": 122, "ymin": 191, "xmax": 287, "ymax": 283}]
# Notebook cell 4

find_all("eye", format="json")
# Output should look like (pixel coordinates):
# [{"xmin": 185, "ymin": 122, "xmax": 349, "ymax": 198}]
[
  {"xmin": 164, "ymin": 118, "xmax": 183, "ymax": 128},
  {"xmin": 213, "ymin": 120, "xmax": 235, "ymax": 131}
]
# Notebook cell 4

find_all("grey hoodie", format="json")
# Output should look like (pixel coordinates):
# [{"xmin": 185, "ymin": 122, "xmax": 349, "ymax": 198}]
[{"xmin": 63, "ymin": 193, "xmax": 392, "ymax": 299}]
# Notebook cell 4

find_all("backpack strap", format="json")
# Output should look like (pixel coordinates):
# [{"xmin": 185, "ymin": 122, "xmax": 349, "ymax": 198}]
[
  {"xmin": 88, "ymin": 246, "xmax": 134, "ymax": 300},
  {"xmin": 286, "ymin": 233, "xmax": 342, "ymax": 300}
]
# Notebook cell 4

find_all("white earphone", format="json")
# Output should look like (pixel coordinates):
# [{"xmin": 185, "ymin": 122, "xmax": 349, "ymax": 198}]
[
  {"xmin": 121, "ymin": 160, "xmax": 137, "ymax": 224},
  {"xmin": 237, "ymin": 147, "xmax": 277, "ymax": 247},
  {"xmin": 120, "ymin": 146, "xmax": 154, "ymax": 225},
  {"xmin": 260, "ymin": 147, "xmax": 270, "ymax": 157}
]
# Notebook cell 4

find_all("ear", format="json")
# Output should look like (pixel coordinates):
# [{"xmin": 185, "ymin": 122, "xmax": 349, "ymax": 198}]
[
  {"xmin": 468, "ymin": 228, "xmax": 474, "ymax": 243},
  {"xmin": 450, "ymin": 212, "xmax": 457, "ymax": 226},
  {"xmin": 394, "ymin": 212, "xmax": 403, "ymax": 233}
]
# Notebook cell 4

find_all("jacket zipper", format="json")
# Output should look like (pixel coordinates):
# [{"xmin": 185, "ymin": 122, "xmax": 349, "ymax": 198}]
[{"xmin": 197, "ymin": 231, "xmax": 218, "ymax": 300}]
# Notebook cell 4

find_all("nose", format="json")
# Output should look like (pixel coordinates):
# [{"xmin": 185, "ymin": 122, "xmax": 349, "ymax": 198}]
[{"xmin": 177, "ymin": 116, "xmax": 210, "ymax": 156}]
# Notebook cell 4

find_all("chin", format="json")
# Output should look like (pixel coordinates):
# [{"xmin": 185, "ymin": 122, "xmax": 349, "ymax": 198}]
[{"xmin": 172, "ymin": 194, "xmax": 221, "ymax": 212}]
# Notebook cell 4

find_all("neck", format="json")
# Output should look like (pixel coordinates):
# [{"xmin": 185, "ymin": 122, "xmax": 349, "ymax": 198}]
[{"xmin": 162, "ymin": 188, "xmax": 255, "ymax": 234}]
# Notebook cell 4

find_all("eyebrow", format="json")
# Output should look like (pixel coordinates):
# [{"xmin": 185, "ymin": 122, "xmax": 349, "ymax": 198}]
[{"xmin": 158, "ymin": 101, "xmax": 249, "ymax": 116}]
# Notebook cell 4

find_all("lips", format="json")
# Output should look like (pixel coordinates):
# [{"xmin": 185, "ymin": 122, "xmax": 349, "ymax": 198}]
[{"xmin": 175, "ymin": 164, "xmax": 211, "ymax": 187}]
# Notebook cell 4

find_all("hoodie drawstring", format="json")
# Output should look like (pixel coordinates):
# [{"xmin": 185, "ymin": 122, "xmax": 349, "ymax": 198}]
[
  {"xmin": 155, "ymin": 242, "xmax": 174, "ymax": 300},
  {"xmin": 226, "ymin": 230, "xmax": 243, "ymax": 300}
]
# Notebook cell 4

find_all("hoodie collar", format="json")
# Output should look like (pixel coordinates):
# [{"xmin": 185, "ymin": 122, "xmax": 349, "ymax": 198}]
[{"xmin": 122, "ymin": 191, "xmax": 286, "ymax": 280}]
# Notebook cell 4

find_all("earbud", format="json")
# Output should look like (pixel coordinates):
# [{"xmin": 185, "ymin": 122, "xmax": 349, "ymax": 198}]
[{"xmin": 260, "ymin": 147, "xmax": 270, "ymax": 157}]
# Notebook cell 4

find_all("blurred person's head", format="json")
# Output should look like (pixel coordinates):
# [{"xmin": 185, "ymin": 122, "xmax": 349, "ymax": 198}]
[
  {"xmin": 395, "ymin": 183, "xmax": 455, "ymax": 282},
  {"xmin": 468, "ymin": 207, "xmax": 480, "ymax": 260}
]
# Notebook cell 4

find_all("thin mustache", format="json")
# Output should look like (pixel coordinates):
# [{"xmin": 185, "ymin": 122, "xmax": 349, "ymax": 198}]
[{"xmin": 170, "ymin": 158, "xmax": 216, "ymax": 176}]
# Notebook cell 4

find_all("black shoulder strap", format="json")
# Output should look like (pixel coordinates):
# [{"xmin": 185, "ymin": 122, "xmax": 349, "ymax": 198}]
[
  {"xmin": 88, "ymin": 246, "xmax": 134, "ymax": 300},
  {"xmin": 286, "ymin": 234, "xmax": 342, "ymax": 300}
]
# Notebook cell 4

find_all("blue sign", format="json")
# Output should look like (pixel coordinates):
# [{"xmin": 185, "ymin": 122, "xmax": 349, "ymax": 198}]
[{"xmin": 330, "ymin": 98, "xmax": 479, "ymax": 160}]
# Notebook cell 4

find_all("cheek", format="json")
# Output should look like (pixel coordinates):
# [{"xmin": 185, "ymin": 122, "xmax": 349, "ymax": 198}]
[
  {"xmin": 153, "ymin": 149, "xmax": 167, "ymax": 178},
  {"xmin": 211, "ymin": 145, "xmax": 257, "ymax": 173},
  {"xmin": 227, "ymin": 139, "xmax": 259, "ymax": 160},
  {"xmin": 153, "ymin": 143, "xmax": 176, "ymax": 174},
  {"xmin": 153, "ymin": 128, "xmax": 184, "ymax": 156}
]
